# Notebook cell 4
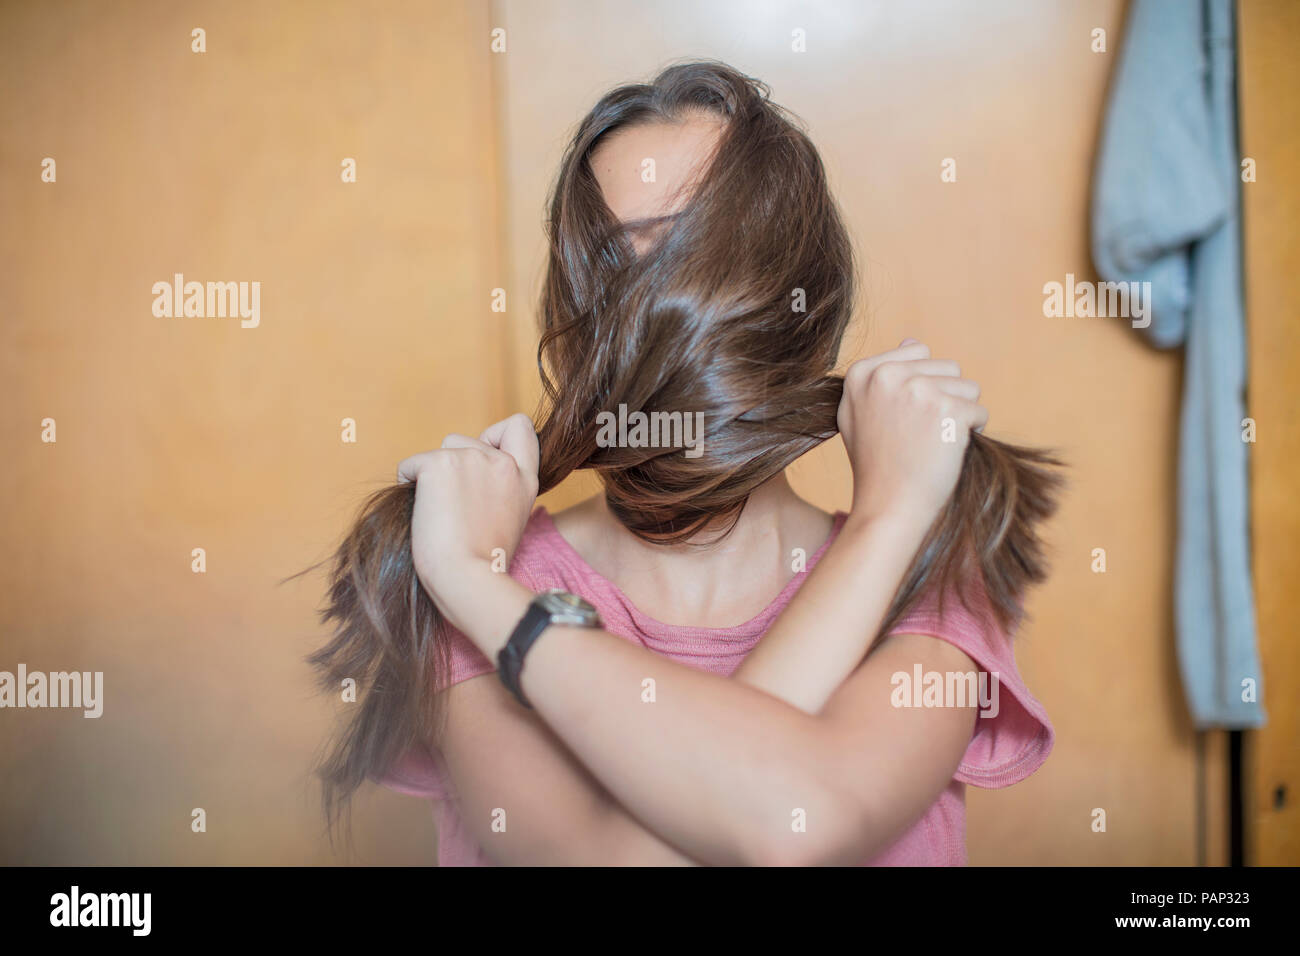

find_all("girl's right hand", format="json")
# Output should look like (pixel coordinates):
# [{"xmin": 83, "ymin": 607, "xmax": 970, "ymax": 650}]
[{"xmin": 837, "ymin": 339, "xmax": 988, "ymax": 532}]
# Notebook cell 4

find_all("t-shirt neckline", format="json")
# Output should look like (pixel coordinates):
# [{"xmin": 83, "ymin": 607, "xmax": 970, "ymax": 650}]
[{"xmin": 531, "ymin": 505, "xmax": 850, "ymax": 643}]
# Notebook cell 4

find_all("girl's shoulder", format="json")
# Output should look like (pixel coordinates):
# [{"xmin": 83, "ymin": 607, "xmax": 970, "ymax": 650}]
[
  {"xmin": 508, "ymin": 504, "xmax": 596, "ymax": 592},
  {"xmin": 889, "ymin": 579, "xmax": 1055, "ymax": 789}
]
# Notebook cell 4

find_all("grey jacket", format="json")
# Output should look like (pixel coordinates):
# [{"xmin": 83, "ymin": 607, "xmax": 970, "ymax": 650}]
[{"xmin": 1091, "ymin": 0, "xmax": 1265, "ymax": 728}]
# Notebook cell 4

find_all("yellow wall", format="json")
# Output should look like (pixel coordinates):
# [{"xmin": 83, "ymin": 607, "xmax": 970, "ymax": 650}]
[
  {"xmin": 0, "ymin": 0, "xmax": 500, "ymax": 863},
  {"xmin": 1239, "ymin": 0, "xmax": 1300, "ymax": 867},
  {"xmin": 0, "ymin": 0, "xmax": 1250, "ymax": 865}
]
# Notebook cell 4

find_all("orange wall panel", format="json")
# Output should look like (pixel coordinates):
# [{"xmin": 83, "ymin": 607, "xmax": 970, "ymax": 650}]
[{"xmin": 0, "ymin": 0, "xmax": 504, "ymax": 863}]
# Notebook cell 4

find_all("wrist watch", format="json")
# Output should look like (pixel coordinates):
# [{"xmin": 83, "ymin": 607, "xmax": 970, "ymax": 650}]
[{"xmin": 498, "ymin": 589, "xmax": 602, "ymax": 708}]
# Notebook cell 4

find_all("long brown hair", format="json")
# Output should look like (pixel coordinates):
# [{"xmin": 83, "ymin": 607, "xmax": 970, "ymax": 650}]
[{"xmin": 304, "ymin": 60, "xmax": 1062, "ymax": 842}]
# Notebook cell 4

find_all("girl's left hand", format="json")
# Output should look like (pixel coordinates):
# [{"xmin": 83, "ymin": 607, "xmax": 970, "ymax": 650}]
[{"xmin": 397, "ymin": 413, "xmax": 540, "ymax": 613}]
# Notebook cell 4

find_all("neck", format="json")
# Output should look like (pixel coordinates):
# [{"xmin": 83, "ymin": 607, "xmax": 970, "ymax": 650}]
[{"xmin": 554, "ymin": 471, "xmax": 835, "ymax": 628}]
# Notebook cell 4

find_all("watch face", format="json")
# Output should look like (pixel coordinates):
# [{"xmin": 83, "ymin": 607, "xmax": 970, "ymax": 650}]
[
  {"xmin": 549, "ymin": 590, "xmax": 593, "ymax": 611},
  {"xmin": 540, "ymin": 589, "xmax": 599, "ymax": 623}
]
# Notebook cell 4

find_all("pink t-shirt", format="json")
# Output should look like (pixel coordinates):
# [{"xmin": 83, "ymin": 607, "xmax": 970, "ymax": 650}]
[{"xmin": 382, "ymin": 506, "xmax": 1054, "ymax": 865}]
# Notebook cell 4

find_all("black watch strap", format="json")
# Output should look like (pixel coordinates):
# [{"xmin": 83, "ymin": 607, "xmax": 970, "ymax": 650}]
[{"xmin": 497, "ymin": 600, "xmax": 554, "ymax": 709}]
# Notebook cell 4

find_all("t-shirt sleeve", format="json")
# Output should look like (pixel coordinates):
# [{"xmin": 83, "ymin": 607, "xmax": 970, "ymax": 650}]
[
  {"xmin": 887, "ymin": 579, "xmax": 1054, "ymax": 789},
  {"xmin": 439, "ymin": 620, "xmax": 498, "ymax": 690}
]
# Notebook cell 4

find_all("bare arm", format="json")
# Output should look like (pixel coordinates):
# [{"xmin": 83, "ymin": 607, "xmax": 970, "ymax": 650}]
[
  {"xmin": 436, "ymin": 507, "xmax": 940, "ymax": 866},
  {"xmin": 436, "ymin": 673, "xmax": 698, "ymax": 865},
  {"xmin": 732, "ymin": 506, "xmax": 928, "ymax": 713},
  {"xmin": 436, "ymin": 511, "xmax": 976, "ymax": 866}
]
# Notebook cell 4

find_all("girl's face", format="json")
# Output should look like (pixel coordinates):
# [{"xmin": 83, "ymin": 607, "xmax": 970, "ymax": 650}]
[{"xmin": 589, "ymin": 111, "xmax": 726, "ymax": 254}]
